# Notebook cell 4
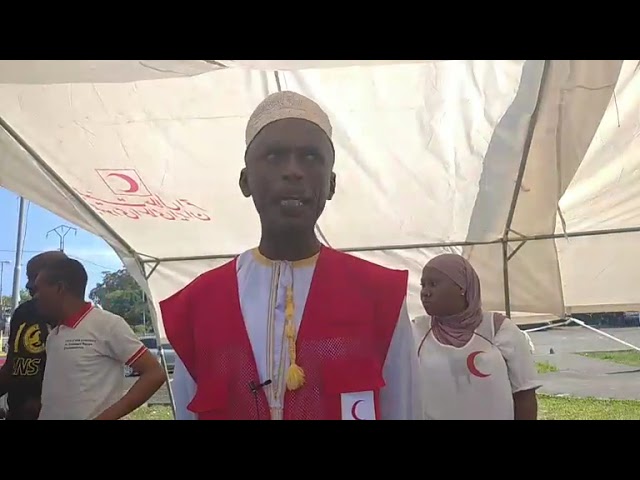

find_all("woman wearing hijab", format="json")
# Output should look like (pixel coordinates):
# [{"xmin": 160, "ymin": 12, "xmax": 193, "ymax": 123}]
[{"xmin": 414, "ymin": 253, "xmax": 540, "ymax": 420}]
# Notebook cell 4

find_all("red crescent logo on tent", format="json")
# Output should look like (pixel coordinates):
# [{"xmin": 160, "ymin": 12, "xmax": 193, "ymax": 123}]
[
  {"xmin": 106, "ymin": 172, "xmax": 139, "ymax": 193},
  {"xmin": 351, "ymin": 400, "xmax": 365, "ymax": 420},
  {"xmin": 96, "ymin": 169, "xmax": 151, "ymax": 197},
  {"xmin": 467, "ymin": 351, "xmax": 491, "ymax": 378}
]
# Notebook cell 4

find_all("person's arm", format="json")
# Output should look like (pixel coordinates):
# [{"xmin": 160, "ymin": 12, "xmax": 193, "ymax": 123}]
[
  {"xmin": 93, "ymin": 318, "xmax": 166, "ymax": 420},
  {"xmin": 494, "ymin": 318, "xmax": 541, "ymax": 420},
  {"xmin": 513, "ymin": 388, "xmax": 538, "ymax": 420},
  {"xmin": 0, "ymin": 310, "xmax": 22, "ymax": 397},
  {"xmin": 379, "ymin": 300, "xmax": 422, "ymax": 420},
  {"xmin": 172, "ymin": 355, "xmax": 197, "ymax": 420}
]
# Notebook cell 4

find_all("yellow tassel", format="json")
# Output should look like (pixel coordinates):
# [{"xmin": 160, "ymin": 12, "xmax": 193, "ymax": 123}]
[
  {"xmin": 286, "ymin": 363, "xmax": 305, "ymax": 390},
  {"xmin": 284, "ymin": 285, "xmax": 305, "ymax": 391},
  {"xmin": 285, "ymin": 298, "xmax": 295, "ymax": 319},
  {"xmin": 285, "ymin": 323, "xmax": 296, "ymax": 338}
]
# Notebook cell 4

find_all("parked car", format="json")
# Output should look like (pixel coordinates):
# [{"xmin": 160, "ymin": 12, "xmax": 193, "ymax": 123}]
[{"xmin": 124, "ymin": 335, "xmax": 176, "ymax": 377}]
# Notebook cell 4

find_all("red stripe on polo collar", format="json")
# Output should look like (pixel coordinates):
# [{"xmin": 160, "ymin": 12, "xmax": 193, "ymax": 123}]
[{"xmin": 63, "ymin": 302, "xmax": 94, "ymax": 328}]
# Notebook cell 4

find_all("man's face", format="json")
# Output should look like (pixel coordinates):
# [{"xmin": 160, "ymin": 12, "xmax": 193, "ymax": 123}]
[
  {"xmin": 33, "ymin": 272, "xmax": 63, "ymax": 317},
  {"xmin": 25, "ymin": 252, "xmax": 67, "ymax": 296},
  {"xmin": 25, "ymin": 278, "xmax": 35, "ymax": 297},
  {"xmin": 25, "ymin": 265, "xmax": 39, "ymax": 296},
  {"xmin": 240, "ymin": 118, "xmax": 336, "ymax": 232}
]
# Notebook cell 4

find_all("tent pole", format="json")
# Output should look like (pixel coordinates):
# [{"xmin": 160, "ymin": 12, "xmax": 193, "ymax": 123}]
[
  {"xmin": 568, "ymin": 317, "xmax": 640, "ymax": 353},
  {"xmin": 156, "ymin": 345, "xmax": 176, "ymax": 417},
  {"xmin": 140, "ymin": 223, "xmax": 640, "ymax": 265},
  {"xmin": 500, "ymin": 60, "xmax": 550, "ymax": 319},
  {"xmin": 523, "ymin": 319, "xmax": 572, "ymax": 333},
  {"xmin": 501, "ymin": 240, "xmax": 512, "ymax": 317}
]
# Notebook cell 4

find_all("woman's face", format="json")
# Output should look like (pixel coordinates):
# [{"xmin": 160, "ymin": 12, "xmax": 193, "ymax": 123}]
[{"xmin": 420, "ymin": 266, "xmax": 466, "ymax": 316}]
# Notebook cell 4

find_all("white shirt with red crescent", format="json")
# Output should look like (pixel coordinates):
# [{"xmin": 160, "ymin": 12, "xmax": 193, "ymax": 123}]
[
  {"xmin": 413, "ymin": 312, "xmax": 541, "ymax": 420},
  {"xmin": 172, "ymin": 248, "xmax": 422, "ymax": 420}
]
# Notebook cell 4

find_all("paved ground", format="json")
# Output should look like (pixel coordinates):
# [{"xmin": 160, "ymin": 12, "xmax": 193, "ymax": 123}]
[
  {"xmin": 529, "ymin": 326, "xmax": 640, "ymax": 400},
  {"xmin": 132, "ymin": 326, "xmax": 640, "ymax": 405}
]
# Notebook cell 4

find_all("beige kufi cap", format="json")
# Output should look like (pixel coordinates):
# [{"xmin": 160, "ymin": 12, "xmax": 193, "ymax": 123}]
[{"xmin": 245, "ymin": 91, "xmax": 333, "ymax": 147}]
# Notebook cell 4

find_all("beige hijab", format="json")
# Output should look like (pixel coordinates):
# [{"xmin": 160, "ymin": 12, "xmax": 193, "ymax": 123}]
[{"xmin": 427, "ymin": 254, "xmax": 506, "ymax": 347}]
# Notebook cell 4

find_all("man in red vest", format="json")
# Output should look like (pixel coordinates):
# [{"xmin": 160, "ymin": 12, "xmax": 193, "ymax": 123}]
[{"xmin": 161, "ymin": 91, "xmax": 420, "ymax": 420}]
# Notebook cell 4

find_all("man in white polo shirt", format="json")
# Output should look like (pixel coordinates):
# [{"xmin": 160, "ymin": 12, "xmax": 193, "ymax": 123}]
[{"xmin": 34, "ymin": 258, "xmax": 166, "ymax": 420}]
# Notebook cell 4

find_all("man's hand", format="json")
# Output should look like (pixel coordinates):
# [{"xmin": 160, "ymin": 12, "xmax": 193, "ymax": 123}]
[{"xmin": 93, "ymin": 350, "xmax": 166, "ymax": 420}]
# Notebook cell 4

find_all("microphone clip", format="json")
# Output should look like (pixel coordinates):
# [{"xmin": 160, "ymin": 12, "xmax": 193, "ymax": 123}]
[
  {"xmin": 248, "ymin": 379, "xmax": 272, "ymax": 421},
  {"xmin": 249, "ymin": 379, "xmax": 272, "ymax": 395}
]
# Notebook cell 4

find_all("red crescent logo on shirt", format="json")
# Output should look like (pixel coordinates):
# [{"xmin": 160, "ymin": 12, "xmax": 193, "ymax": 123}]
[
  {"xmin": 351, "ymin": 400, "xmax": 365, "ymax": 420},
  {"xmin": 467, "ymin": 351, "xmax": 491, "ymax": 378}
]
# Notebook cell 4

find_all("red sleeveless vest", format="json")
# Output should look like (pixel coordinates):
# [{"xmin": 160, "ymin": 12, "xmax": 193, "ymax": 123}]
[{"xmin": 161, "ymin": 247, "xmax": 408, "ymax": 420}]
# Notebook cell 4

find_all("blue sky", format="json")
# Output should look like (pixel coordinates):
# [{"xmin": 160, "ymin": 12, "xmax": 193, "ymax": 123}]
[{"xmin": 0, "ymin": 187, "xmax": 123, "ymax": 299}]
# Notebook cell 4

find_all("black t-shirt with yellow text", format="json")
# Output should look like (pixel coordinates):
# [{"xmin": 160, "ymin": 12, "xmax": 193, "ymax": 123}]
[{"xmin": 6, "ymin": 299, "xmax": 52, "ymax": 415}]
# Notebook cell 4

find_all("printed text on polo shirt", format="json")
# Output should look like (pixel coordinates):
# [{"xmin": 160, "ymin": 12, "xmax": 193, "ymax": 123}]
[{"xmin": 64, "ymin": 338, "xmax": 97, "ymax": 350}]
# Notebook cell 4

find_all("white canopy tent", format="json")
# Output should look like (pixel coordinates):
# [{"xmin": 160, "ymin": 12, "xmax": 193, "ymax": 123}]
[{"xmin": 0, "ymin": 60, "xmax": 639, "ymax": 344}]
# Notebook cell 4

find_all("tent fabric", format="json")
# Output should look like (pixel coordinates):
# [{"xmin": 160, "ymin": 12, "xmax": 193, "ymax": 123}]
[
  {"xmin": 0, "ymin": 60, "xmax": 638, "ymax": 341},
  {"xmin": 0, "ymin": 60, "xmax": 222, "ymax": 84}
]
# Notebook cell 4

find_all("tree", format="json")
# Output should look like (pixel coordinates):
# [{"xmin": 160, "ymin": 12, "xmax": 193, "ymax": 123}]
[
  {"xmin": 89, "ymin": 269, "xmax": 151, "ymax": 330},
  {"xmin": 1, "ymin": 289, "xmax": 30, "ymax": 317}
]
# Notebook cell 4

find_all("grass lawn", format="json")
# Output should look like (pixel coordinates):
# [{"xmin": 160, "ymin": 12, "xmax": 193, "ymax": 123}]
[
  {"xmin": 536, "ymin": 361, "xmax": 559, "ymax": 374},
  {"xmin": 125, "ymin": 405, "xmax": 174, "ymax": 420},
  {"xmin": 578, "ymin": 349, "xmax": 640, "ymax": 367},
  {"xmin": 538, "ymin": 395, "xmax": 640, "ymax": 420},
  {"xmin": 128, "ymin": 395, "xmax": 640, "ymax": 420}
]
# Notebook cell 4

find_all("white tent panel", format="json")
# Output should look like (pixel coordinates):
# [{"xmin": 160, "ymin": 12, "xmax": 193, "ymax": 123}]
[
  {"xmin": 465, "ymin": 60, "xmax": 625, "ymax": 319},
  {"xmin": 215, "ymin": 60, "xmax": 433, "ymax": 71},
  {"xmin": 555, "ymin": 60, "xmax": 640, "ymax": 313},
  {"xmin": 0, "ymin": 60, "xmax": 524, "ymax": 262},
  {"xmin": 0, "ymin": 60, "xmax": 221, "ymax": 84},
  {"xmin": 277, "ymin": 60, "xmax": 526, "ymax": 249},
  {"xmin": 1, "ymin": 61, "xmax": 518, "ymax": 261},
  {"xmin": 0, "ymin": 68, "xmax": 274, "ymax": 258},
  {"xmin": 558, "ymin": 232, "xmax": 640, "ymax": 314},
  {"xmin": 0, "ymin": 118, "xmax": 131, "ymax": 258},
  {"xmin": 464, "ymin": 61, "xmax": 548, "ymax": 243},
  {"xmin": 509, "ymin": 61, "xmax": 623, "ymax": 237},
  {"xmin": 559, "ymin": 60, "xmax": 640, "ymax": 234}
]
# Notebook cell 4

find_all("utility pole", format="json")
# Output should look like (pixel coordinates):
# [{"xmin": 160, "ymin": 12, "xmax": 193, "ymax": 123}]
[
  {"xmin": 0, "ymin": 260, "xmax": 10, "ymax": 316},
  {"xmin": 46, "ymin": 225, "xmax": 77, "ymax": 251},
  {"xmin": 11, "ymin": 197, "xmax": 27, "ymax": 313}
]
